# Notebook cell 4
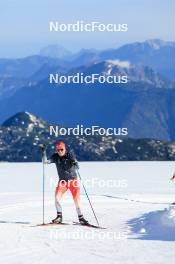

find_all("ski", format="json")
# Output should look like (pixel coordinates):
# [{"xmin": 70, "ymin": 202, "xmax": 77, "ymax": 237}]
[
  {"xmin": 32, "ymin": 222, "xmax": 69, "ymax": 227},
  {"xmin": 73, "ymin": 221, "xmax": 106, "ymax": 229},
  {"xmin": 31, "ymin": 222, "xmax": 106, "ymax": 229}
]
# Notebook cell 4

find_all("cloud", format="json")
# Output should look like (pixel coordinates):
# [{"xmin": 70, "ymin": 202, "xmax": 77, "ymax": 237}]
[{"xmin": 107, "ymin": 60, "xmax": 131, "ymax": 68}]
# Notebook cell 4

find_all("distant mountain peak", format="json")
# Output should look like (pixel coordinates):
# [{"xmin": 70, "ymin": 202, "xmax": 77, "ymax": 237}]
[
  {"xmin": 116, "ymin": 38, "xmax": 175, "ymax": 52},
  {"xmin": 39, "ymin": 44, "xmax": 72, "ymax": 59},
  {"xmin": 145, "ymin": 39, "xmax": 167, "ymax": 50},
  {"xmin": 140, "ymin": 39, "xmax": 175, "ymax": 50}
]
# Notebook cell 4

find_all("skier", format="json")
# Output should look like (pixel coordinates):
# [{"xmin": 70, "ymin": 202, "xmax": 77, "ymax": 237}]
[
  {"xmin": 170, "ymin": 172, "xmax": 175, "ymax": 181},
  {"xmin": 45, "ymin": 141, "xmax": 89, "ymax": 225}
]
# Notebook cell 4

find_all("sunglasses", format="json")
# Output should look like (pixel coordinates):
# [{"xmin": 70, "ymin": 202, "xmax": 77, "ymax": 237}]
[{"xmin": 57, "ymin": 148, "xmax": 64, "ymax": 152}]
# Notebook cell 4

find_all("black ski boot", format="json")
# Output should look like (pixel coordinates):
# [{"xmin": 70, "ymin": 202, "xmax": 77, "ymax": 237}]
[
  {"xmin": 78, "ymin": 215, "xmax": 89, "ymax": 225},
  {"xmin": 52, "ymin": 212, "xmax": 62, "ymax": 224}
]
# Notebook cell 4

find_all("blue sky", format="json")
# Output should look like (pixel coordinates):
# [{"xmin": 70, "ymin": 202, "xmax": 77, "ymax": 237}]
[{"xmin": 0, "ymin": 0, "xmax": 174, "ymax": 57}]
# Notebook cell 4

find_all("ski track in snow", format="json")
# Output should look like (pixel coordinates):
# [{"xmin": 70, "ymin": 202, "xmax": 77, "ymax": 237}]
[{"xmin": 1, "ymin": 162, "xmax": 175, "ymax": 263}]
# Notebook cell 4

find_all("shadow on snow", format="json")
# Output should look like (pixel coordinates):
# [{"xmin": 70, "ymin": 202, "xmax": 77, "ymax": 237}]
[{"xmin": 127, "ymin": 206, "xmax": 175, "ymax": 241}]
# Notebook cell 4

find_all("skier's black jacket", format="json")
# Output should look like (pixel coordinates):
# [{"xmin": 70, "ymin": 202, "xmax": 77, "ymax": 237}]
[{"xmin": 49, "ymin": 151, "xmax": 78, "ymax": 181}]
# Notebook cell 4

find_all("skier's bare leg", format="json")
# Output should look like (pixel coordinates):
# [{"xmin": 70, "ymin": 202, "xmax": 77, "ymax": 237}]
[
  {"xmin": 55, "ymin": 180, "xmax": 68, "ymax": 213},
  {"xmin": 69, "ymin": 178, "xmax": 82, "ymax": 216},
  {"xmin": 69, "ymin": 178, "xmax": 89, "ymax": 224}
]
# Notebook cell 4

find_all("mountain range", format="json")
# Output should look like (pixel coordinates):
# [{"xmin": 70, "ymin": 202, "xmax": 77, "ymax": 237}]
[
  {"xmin": 41, "ymin": 39, "xmax": 175, "ymax": 80},
  {"xmin": 0, "ymin": 39, "xmax": 175, "ymax": 141}
]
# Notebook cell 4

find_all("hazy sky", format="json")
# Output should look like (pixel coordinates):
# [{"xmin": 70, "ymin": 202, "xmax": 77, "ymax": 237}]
[{"xmin": 0, "ymin": 0, "xmax": 174, "ymax": 57}]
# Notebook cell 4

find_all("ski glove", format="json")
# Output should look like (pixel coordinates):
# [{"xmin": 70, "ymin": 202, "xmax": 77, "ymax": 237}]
[{"xmin": 72, "ymin": 160, "xmax": 79, "ymax": 170}]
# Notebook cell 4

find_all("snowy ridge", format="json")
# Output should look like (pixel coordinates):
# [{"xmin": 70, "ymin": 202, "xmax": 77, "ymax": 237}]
[
  {"xmin": 106, "ymin": 61, "xmax": 172, "ymax": 88},
  {"xmin": 2, "ymin": 111, "xmax": 46, "ymax": 132}
]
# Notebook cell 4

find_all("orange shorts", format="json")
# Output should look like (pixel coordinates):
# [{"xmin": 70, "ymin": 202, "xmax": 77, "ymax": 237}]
[{"xmin": 55, "ymin": 177, "xmax": 80, "ymax": 199}]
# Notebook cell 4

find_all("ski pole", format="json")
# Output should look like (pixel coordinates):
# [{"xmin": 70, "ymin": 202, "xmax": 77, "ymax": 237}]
[
  {"xmin": 76, "ymin": 169, "xmax": 100, "ymax": 227},
  {"xmin": 41, "ymin": 144, "xmax": 46, "ymax": 225}
]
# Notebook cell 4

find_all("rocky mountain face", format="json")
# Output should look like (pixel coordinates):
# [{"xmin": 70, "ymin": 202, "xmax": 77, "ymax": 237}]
[
  {"xmin": 0, "ymin": 112, "xmax": 175, "ymax": 162},
  {"xmin": 71, "ymin": 60, "xmax": 174, "ymax": 88}
]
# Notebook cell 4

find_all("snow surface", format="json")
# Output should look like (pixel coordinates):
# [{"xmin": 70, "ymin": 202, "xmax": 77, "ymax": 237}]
[{"xmin": 0, "ymin": 161, "xmax": 175, "ymax": 264}]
